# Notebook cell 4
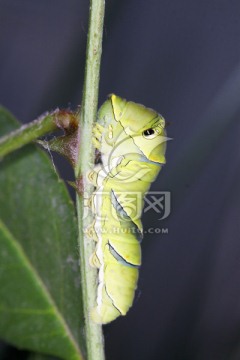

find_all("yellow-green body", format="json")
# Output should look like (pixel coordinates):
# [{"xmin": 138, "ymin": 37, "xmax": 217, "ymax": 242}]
[{"xmin": 87, "ymin": 94, "xmax": 167, "ymax": 324}]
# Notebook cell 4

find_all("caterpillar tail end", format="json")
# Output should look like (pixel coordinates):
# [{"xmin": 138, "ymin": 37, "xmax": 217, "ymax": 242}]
[{"xmin": 90, "ymin": 305, "xmax": 122, "ymax": 325}]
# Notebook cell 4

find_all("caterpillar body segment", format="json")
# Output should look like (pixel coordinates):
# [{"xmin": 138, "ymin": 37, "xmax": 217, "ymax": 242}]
[{"xmin": 87, "ymin": 94, "xmax": 167, "ymax": 324}]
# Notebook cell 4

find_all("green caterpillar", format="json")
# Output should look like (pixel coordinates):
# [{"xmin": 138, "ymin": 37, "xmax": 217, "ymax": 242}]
[{"xmin": 86, "ymin": 94, "xmax": 167, "ymax": 324}]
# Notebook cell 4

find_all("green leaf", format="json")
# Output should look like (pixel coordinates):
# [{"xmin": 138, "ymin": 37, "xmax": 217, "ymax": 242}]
[{"xmin": 0, "ymin": 107, "xmax": 85, "ymax": 360}]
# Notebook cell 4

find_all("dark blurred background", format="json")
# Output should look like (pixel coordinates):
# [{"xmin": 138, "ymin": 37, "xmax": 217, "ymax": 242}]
[{"xmin": 1, "ymin": 1, "xmax": 240, "ymax": 359}]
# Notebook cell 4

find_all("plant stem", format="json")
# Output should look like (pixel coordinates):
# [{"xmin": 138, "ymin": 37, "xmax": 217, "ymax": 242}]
[
  {"xmin": 0, "ymin": 112, "xmax": 57, "ymax": 158},
  {"xmin": 75, "ymin": 0, "xmax": 105, "ymax": 360}
]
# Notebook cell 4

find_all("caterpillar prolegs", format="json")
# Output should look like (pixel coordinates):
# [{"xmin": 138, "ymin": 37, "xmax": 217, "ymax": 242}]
[{"xmin": 86, "ymin": 94, "xmax": 167, "ymax": 324}]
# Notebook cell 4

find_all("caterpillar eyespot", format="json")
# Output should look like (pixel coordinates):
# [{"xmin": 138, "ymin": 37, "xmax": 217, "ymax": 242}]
[
  {"xmin": 143, "ymin": 128, "xmax": 156, "ymax": 139},
  {"xmin": 87, "ymin": 94, "xmax": 168, "ymax": 324}
]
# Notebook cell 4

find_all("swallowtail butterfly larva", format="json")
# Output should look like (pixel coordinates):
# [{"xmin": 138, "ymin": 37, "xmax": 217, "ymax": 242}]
[{"xmin": 86, "ymin": 94, "xmax": 167, "ymax": 323}]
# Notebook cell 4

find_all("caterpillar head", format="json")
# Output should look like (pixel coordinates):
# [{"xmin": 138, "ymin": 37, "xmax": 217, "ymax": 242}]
[{"xmin": 110, "ymin": 94, "xmax": 167, "ymax": 164}]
